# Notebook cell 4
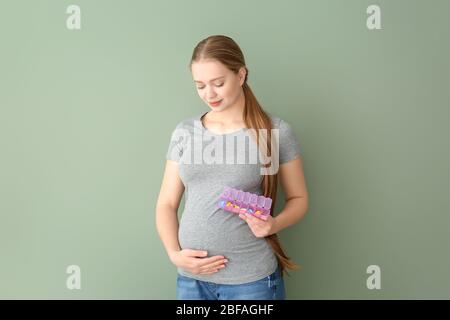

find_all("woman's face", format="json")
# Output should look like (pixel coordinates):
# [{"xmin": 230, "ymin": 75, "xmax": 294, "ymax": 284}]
[{"xmin": 191, "ymin": 59, "xmax": 246, "ymax": 112}]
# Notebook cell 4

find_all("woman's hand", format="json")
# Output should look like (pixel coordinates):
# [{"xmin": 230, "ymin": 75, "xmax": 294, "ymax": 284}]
[
  {"xmin": 169, "ymin": 249, "xmax": 228, "ymax": 275},
  {"xmin": 239, "ymin": 213, "xmax": 278, "ymax": 238}
]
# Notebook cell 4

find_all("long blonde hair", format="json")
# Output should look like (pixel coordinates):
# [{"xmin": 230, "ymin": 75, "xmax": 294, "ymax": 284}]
[{"xmin": 189, "ymin": 35, "xmax": 300, "ymax": 276}]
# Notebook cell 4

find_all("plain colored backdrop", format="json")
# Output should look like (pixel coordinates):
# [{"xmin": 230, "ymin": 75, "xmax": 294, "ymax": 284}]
[{"xmin": 1, "ymin": 0, "xmax": 449, "ymax": 299}]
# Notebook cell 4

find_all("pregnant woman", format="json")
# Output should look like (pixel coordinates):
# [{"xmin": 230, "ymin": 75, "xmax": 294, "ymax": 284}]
[{"xmin": 156, "ymin": 35, "xmax": 309, "ymax": 300}]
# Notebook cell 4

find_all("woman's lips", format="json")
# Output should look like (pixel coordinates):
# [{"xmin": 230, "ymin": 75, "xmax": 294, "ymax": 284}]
[{"xmin": 209, "ymin": 99, "xmax": 222, "ymax": 107}]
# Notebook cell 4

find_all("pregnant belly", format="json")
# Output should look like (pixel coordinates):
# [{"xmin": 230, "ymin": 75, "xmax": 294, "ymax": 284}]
[
  {"xmin": 178, "ymin": 212, "xmax": 278, "ymax": 279},
  {"xmin": 178, "ymin": 214, "xmax": 264, "ymax": 255}
]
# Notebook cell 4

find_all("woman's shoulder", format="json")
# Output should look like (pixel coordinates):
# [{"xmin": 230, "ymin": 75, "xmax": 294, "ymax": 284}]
[
  {"xmin": 266, "ymin": 112, "xmax": 289, "ymax": 129},
  {"xmin": 266, "ymin": 112, "xmax": 303, "ymax": 161}
]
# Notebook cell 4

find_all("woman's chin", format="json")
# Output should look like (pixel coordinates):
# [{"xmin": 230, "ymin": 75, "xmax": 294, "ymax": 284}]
[{"xmin": 209, "ymin": 105, "xmax": 226, "ymax": 112}]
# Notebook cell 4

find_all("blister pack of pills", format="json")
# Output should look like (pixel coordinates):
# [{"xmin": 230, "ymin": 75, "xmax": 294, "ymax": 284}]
[{"xmin": 217, "ymin": 186, "xmax": 272, "ymax": 220}]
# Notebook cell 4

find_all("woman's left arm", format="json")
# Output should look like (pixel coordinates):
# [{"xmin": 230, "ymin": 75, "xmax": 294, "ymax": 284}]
[
  {"xmin": 239, "ymin": 156, "xmax": 309, "ymax": 237},
  {"xmin": 270, "ymin": 156, "xmax": 309, "ymax": 234}
]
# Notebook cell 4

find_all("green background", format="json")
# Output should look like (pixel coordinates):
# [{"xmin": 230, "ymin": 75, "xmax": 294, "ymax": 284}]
[{"xmin": 1, "ymin": 0, "xmax": 449, "ymax": 299}]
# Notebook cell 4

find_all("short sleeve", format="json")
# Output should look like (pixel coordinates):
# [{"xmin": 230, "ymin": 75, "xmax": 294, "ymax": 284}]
[
  {"xmin": 165, "ymin": 122, "xmax": 186, "ymax": 163},
  {"xmin": 278, "ymin": 119, "xmax": 303, "ymax": 164}
]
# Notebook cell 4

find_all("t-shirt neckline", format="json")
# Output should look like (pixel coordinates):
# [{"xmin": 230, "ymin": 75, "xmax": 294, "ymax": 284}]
[{"xmin": 199, "ymin": 112, "xmax": 247, "ymax": 136}]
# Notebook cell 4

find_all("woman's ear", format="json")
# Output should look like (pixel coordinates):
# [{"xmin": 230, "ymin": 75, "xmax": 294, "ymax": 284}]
[{"xmin": 239, "ymin": 67, "xmax": 246, "ymax": 86}]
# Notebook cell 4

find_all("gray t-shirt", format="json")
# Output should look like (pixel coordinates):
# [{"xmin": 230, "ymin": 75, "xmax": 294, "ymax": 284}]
[{"xmin": 165, "ymin": 111, "xmax": 303, "ymax": 284}]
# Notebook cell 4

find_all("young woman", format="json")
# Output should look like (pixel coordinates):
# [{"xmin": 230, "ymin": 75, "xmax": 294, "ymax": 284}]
[{"xmin": 156, "ymin": 35, "xmax": 309, "ymax": 300}]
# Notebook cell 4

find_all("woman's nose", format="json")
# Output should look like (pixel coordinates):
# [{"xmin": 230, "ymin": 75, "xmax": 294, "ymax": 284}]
[{"xmin": 206, "ymin": 86, "xmax": 216, "ymax": 99}]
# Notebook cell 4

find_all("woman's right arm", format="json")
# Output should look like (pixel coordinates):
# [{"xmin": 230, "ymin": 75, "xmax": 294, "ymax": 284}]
[
  {"xmin": 155, "ymin": 160, "xmax": 228, "ymax": 275},
  {"xmin": 155, "ymin": 160, "xmax": 185, "ymax": 259}
]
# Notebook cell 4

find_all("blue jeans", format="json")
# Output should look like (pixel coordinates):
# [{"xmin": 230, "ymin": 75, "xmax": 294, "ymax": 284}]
[{"xmin": 176, "ymin": 266, "xmax": 286, "ymax": 300}]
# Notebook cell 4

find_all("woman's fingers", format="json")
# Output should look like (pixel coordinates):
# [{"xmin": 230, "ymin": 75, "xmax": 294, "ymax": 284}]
[
  {"xmin": 199, "ymin": 259, "xmax": 228, "ymax": 273},
  {"xmin": 198, "ymin": 255, "xmax": 225, "ymax": 265},
  {"xmin": 204, "ymin": 261, "xmax": 227, "ymax": 272},
  {"xmin": 200, "ymin": 269, "xmax": 219, "ymax": 275},
  {"xmin": 184, "ymin": 254, "xmax": 228, "ymax": 275},
  {"xmin": 199, "ymin": 264, "xmax": 226, "ymax": 275},
  {"xmin": 197, "ymin": 256, "xmax": 225, "ymax": 267}
]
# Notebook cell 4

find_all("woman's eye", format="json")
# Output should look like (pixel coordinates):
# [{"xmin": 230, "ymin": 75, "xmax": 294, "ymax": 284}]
[{"xmin": 197, "ymin": 83, "xmax": 223, "ymax": 90}]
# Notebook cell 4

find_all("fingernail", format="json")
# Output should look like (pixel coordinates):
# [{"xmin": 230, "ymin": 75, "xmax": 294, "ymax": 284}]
[{"xmin": 224, "ymin": 259, "xmax": 228, "ymax": 263}]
